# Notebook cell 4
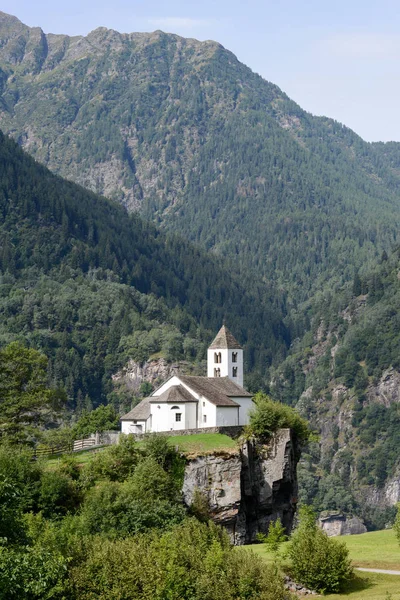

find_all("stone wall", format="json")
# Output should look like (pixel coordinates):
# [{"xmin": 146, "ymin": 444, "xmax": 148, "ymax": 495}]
[{"xmin": 182, "ymin": 428, "xmax": 299, "ymax": 545}]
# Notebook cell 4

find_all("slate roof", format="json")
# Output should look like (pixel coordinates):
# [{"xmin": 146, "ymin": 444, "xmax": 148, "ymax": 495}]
[
  {"xmin": 209, "ymin": 325, "xmax": 242, "ymax": 349},
  {"xmin": 149, "ymin": 385, "xmax": 197, "ymax": 404},
  {"xmin": 120, "ymin": 398, "xmax": 151, "ymax": 421},
  {"xmin": 207, "ymin": 377, "xmax": 253, "ymax": 397},
  {"xmin": 178, "ymin": 376, "xmax": 252, "ymax": 407}
]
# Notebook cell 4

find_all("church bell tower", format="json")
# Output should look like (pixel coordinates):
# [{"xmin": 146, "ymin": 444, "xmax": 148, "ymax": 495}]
[{"xmin": 207, "ymin": 325, "xmax": 244, "ymax": 387}]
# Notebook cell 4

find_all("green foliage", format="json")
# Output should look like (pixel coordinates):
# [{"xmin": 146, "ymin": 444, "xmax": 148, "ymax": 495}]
[
  {"xmin": 38, "ymin": 469, "xmax": 81, "ymax": 519},
  {"xmin": 72, "ymin": 405, "xmax": 119, "ymax": 439},
  {"xmin": 68, "ymin": 519, "xmax": 287, "ymax": 600},
  {"xmin": 247, "ymin": 392, "xmax": 310, "ymax": 443},
  {"xmin": 86, "ymin": 434, "xmax": 139, "ymax": 482},
  {"xmin": 0, "ymin": 444, "xmax": 42, "ymax": 543},
  {"xmin": 393, "ymin": 503, "xmax": 400, "ymax": 545},
  {"xmin": 288, "ymin": 506, "xmax": 353, "ymax": 593},
  {"xmin": 0, "ymin": 130, "xmax": 289, "ymax": 409},
  {"xmin": 0, "ymin": 342, "xmax": 65, "ymax": 441},
  {"xmin": 2, "ymin": 23, "xmax": 400, "ymax": 316},
  {"xmin": 256, "ymin": 518, "xmax": 288, "ymax": 554},
  {"xmin": 189, "ymin": 488, "xmax": 211, "ymax": 523},
  {"xmin": 0, "ymin": 544, "xmax": 68, "ymax": 600}
]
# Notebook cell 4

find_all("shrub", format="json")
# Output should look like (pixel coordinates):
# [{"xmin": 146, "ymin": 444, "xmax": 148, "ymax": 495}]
[
  {"xmin": 288, "ymin": 506, "xmax": 353, "ymax": 593},
  {"xmin": 68, "ymin": 519, "xmax": 287, "ymax": 600},
  {"xmin": 256, "ymin": 518, "xmax": 287, "ymax": 554},
  {"xmin": 38, "ymin": 470, "xmax": 81, "ymax": 518},
  {"xmin": 394, "ymin": 503, "xmax": 400, "ymax": 544},
  {"xmin": 247, "ymin": 393, "xmax": 311, "ymax": 443},
  {"xmin": 72, "ymin": 405, "xmax": 119, "ymax": 439},
  {"xmin": 0, "ymin": 544, "xmax": 68, "ymax": 599},
  {"xmin": 85, "ymin": 434, "xmax": 139, "ymax": 482}
]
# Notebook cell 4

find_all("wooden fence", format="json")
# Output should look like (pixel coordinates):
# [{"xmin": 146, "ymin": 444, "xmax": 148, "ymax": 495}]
[
  {"xmin": 31, "ymin": 444, "xmax": 72, "ymax": 459},
  {"xmin": 73, "ymin": 438, "xmax": 97, "ymax": 452}
]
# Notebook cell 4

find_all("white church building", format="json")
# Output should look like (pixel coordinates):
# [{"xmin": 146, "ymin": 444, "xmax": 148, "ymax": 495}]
[{"xmin": 120, "ymin": 326, "xmax": 254, "ymax": 434}]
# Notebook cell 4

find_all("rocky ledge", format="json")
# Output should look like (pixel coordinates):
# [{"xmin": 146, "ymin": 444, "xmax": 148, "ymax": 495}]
[{"xmin": 182, "ymin": 428, "xmax": 299, "ymax": 545}]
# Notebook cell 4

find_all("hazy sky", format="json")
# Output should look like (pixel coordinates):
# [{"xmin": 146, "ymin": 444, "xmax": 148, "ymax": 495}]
[{"xmin": 2, "ymin": 0, "xmax": 400, "ymax": 142}]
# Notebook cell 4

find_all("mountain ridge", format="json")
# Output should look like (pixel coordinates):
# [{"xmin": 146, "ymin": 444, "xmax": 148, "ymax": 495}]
[{"xmin": 1, "ymin": 11, "xmax": 400, "ymax": 306}]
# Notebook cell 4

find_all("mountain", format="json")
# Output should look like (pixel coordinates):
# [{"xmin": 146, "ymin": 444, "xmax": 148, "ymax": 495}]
[
  {"xmin": 1, "ymin": 12, "xmax": 400, "ymax": 306},
  {"xmin": 0, "ymin": 130, "xmax": 289, "ymax": 409},
  {"xmin": 270, "ymin": 249, "xmax": 400, "ymax": 528}
]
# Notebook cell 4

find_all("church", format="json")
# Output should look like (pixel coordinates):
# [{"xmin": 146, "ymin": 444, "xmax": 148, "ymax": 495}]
[{"xmin": 120, "ymin": 325, "xmax": 254, "ymax": 434}]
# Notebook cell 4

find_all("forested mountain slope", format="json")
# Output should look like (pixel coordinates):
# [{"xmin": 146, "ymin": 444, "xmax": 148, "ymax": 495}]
[
  {"xmin": 1, "ymin": 12, "xmax": 400, "ymax": 303},
  {"xmin": 271, "ymin": 249, "xmax": 400, "ymax": 528},
  {"xmin": 0, "ymin": 131, "xmax": 288, "ymax": 409}
]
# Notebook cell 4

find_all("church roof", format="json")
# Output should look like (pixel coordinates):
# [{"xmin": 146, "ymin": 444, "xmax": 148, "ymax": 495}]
[
  {"xmin": 178, "ymin": 376, "xmax": 251, "ymax": 406},
  {"xmin": 149, "ymin": 385, "xmax": 197, "ymax": 404},
  {"xmin": 207, "ymin": 377, "xmax": 252, "ymax": 397},
  {"xmin": 120, "ymin": 398, "xmax": 151, "ymax": 421},
  {"xmin": 209, "ymin": 325, "xmax": 242, "ymax": 349}
]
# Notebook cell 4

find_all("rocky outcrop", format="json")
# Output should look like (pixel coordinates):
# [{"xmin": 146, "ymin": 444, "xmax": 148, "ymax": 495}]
[
  {"xmin": 112, "ymin": 358, "xmax": 203, "ymax": 394},
  {"xmin": 366, "ymin": 368, "xmax": 400, "ymax": 407},
  {"xmin": 319, "ymin": 512, "xmax": 367, "ymax": 536},
  {"xmin": 182, "ymin": 428, "xmax": 298, "ymax": 545},
  {"xmin": 112, "ymin": 358, "xmax": 180, "ymax": 393}
]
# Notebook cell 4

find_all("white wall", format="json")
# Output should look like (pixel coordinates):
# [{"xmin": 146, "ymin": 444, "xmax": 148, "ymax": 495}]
[
  {"xmin": 233, "ymin": 397, "xmax": 254, "ymax": 425},
  {"xmin": 121, "ymin": 419, "xmax": 147, "ymax": 435},
  {"xmin": 216, "ymin": 406, "xmax": 239, "ymax": 426},
  {"xmin": 207, "ymin": 348, "xmax": 244, "ymax": 387},
  {"xmin": 152, "ymin": 375, "xmax": 183, "ymax": 396},
  {"xmin": 185, "ymin": 402, "xmax": 197, "ymax": 429},
  {"xmin": 197, "ymin": 397, "xmax": 217, "ymax": 427}
]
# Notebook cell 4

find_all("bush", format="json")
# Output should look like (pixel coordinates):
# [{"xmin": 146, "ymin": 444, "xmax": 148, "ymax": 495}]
[
  {"xmin": 68, "ymin": 519, "xmax": 287, "ymax": 600},
  {"xmin": 256, "ymin": 518, "xmax": 287, "ymax": 553},
  {"xmin": 247, "ymin": 393, "xmax": 311, "ymax": 443},
  {"xmin": 79, "ymin": 462, "xmax": 186, "ymax": 537},
  {"xmin": 38, "ymin": 470, "xmax": 82, "ymax": 518},
  {"xmin": 0, "ymin": 544, "xmax": 68, "ymax": 599},
  {"xmin": 288, "ymin": 506, "xmax": 353, "ymax": 593},
  {"xmin": 85, "ymin": 434, "xmax": 139, "ymax": 482},
  {"xmin": 394, "ymin": 503, "xmax": 400, "ymax": 544},
  {"xmin": 72, "ymin": 405, "xmax": 119, "ymax": 439}
]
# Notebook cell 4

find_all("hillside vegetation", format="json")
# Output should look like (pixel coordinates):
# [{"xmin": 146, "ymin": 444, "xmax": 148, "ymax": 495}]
[
  {"xmin": 1, "ymin": 12, "xmax": 400, "ymax": 305},
  {"xmin": 271, "ymin": 249, "xmax": 400, "ymax": 527},
  {"xmin": 0, "ymin": 130, "xmax": 288, "ymax": 410}
]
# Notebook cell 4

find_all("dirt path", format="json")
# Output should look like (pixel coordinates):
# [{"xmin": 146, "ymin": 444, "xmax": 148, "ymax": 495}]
[{"xmin": 356, "ymin": 567, "xmax": 400, "ymax": 575}]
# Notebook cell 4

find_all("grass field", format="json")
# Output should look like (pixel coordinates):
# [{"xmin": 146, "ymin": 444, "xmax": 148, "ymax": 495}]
[
  {"xmin": 244, "ymin": 529, "xmax": 400, "ymax": 599},
  {"xmin": 44, "ymin": 433, "xmax": 238, "ymax": 468},
  {"xmin": 343, "ymin": 529, "xmax": 400, "ymax": 570},
  {"xmin": 167, "ymin": 433, "xmax": 238, "ymax": 454}
]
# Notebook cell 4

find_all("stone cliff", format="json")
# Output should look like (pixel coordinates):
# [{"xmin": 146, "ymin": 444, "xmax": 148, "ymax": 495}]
[{"xmin": 182, "ymin": 429, "xmax": 298, "ymax": 545}]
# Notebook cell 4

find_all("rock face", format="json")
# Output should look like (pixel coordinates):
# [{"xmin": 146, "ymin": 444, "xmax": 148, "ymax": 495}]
[
  {"xmin": 319, "ymin": 513, "xmax": 367, "ymax": 536},
  {"xmin": 112, "ymin": 358, "xmax": 180, "ymax": 393},
  {"xmin": 366, "ymin": 368, "xmax": 400, "ymax": 407},
  {"xmin": 112, "ymin": 358, "xmax": 204, "ymax": 394},
  {"xmin": 182, "ymin": 429, "xmax": 298, "ymax": 545}
]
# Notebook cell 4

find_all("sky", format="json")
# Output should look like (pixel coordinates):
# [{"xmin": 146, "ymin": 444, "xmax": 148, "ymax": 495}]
[{"xmin": 2, "ymin": 0, "xmax": 400, "ymax": 142}]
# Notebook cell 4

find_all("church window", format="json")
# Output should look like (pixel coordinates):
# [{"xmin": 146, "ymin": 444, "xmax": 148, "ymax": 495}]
[
  {"xmin": 232, "ymin": 352, "xmax": 237, "ymax": 363},
  {"xmin": 175, "ymin": 413, "xmax": 182, "ymax": 422},
  {"xmin": 232, "ymin": 367, "xmax": 238, "ymax": 377},
  {"xmin": 203, "ymin": 401, "xmax": 205, "ymax": 407},
  {"xmin": 203, "ymin": 415, "xmax": 207, "ymax": 423},
  {"xmin": 170, "ymin": 406, "xmax": 180, "ymax": 410},
  {"xmin": 214, "ymin": 368, "xmax": 221, "ymax": 377},
  {"xmin": 214, "ymin": 352, "xmax": 222, "ymax": 363}
]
